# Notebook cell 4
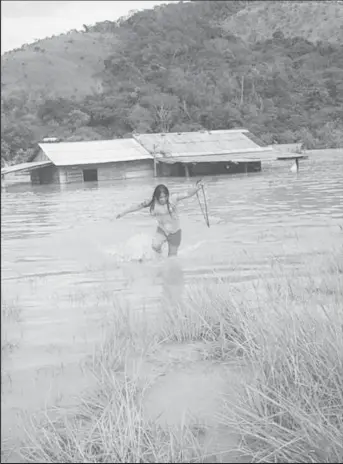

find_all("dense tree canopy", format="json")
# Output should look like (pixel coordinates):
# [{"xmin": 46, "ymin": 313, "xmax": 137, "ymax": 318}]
[{"xmin": 1, "ymin": 1, "xmax": 343, "ymax": 165}]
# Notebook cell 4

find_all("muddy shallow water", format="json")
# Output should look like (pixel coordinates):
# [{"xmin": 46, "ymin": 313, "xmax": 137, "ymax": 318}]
[{"xmin": 1, "ymin": 151, "xmax": 343, "ymax": 460}]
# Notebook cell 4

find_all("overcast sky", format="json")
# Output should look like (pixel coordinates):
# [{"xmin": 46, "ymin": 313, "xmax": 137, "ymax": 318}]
[{"xmin": 1, "ymin": 1, "xmax": 172, "ymax": 54}]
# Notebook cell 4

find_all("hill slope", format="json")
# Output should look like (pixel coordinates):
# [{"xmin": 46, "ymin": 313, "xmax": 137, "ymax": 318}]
[
  {"xmin": 3, "ymin": 1, "xmax": 342, "ymax": 106},
  {"xmin": 1, "ymin": 1, "xmax": 343, "ymax": 166},
  {"xmin": 1, "ymin": 30, "xmax": 117, "ymax": 100},
  {"xmin": 222, "ymin": 1, "xmax": 343, "ymax": 44}
]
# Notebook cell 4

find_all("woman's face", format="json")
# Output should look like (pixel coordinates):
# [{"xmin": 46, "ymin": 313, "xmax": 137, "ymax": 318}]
[{"xmin": 157, "ymin": 191, "xmax": 168, "ymax": 205}]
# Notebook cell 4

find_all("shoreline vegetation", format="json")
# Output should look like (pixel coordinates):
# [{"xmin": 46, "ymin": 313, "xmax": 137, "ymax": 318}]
[{"xmin": 3, "ymin": 253, "xmax": 342, "ymax": 463}]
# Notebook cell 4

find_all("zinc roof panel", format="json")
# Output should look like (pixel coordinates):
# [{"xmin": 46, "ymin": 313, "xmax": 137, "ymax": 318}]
[
  {"xmin": 133, "ymin": 130, "xmax": 261, "ymax": 156},
  {"xmin": 39, "ymin": 139, "xmax": 153, "ymax": 166}
]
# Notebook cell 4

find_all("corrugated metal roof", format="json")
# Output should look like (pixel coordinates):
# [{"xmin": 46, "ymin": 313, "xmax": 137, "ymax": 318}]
[
  {"xmin": 39, "ymin": 139, "xmax": 153, "ymax": 166},
  {"xmin": 159, "ymin": 152, "xmax": 307, "ymax": 164},
  {"xmin": 133, "ymin": 130, "xmax": 264, "ymax": 157},
  {"xmin": 158, "ymin": 155, "xmax": 262, "ymax": 164},
  {"xmin": 154, "ymin": 146, "xmax": 273, "ymax": 157},
  {"xmin": 1, "ymin": 160, "xmax": 53, "ymax": 175}
]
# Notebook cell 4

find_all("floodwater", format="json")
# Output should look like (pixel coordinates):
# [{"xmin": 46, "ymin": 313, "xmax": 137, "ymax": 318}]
[{"xmin": 1, "ymin": 150, "xmax": 343, "ymax": 460}]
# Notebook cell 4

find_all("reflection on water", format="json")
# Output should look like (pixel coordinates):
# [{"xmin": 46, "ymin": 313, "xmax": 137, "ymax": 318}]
[{"xmin": 1, "ymin": 151, "xmax": 343, "ymax": 460}]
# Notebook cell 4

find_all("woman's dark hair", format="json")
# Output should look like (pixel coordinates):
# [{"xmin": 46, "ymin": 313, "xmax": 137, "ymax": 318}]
[{"xmin": 149, "ymin": 184, "xmax": 172, "ymax": 215}]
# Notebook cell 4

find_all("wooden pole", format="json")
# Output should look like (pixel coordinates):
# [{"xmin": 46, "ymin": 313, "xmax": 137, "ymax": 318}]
[
  {"xmin": 196, "ymin": 179, "xmax": 210, "ymax": 228},
  {"xmin": 201, "ymin": 185, "xmax": 210, "ymax": 228},
  {"xmin": 196, "ymin": 190, "xmax": 209, "ymax": 228}
]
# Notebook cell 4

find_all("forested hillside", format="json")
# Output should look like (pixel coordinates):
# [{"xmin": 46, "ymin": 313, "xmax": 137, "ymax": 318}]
[
  {"xmin": 1, "ymin": 0, "xmax": 343, "ymax": 166},
  {"xmin": 223, "ymin": 1, "xmax": 343, "ymax": 44}
]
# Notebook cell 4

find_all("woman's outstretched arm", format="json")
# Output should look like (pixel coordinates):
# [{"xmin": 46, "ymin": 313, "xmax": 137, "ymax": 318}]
[
  {"xmin": 174, "ymin": 180, "xmax": 204, "ymax": 202},
  {"xmin": 116, "ymin": 199, "xmax": 150, "ymax": 219}
]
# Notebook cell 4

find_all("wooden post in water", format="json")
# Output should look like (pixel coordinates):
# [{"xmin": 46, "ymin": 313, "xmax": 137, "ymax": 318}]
[
  {"xmin": 184, "ymin": 164, "xmax": 190, "ymax": 178},
  {"xmin": 59, "ymin": 168, "xmax": 68, "ymax": 184},
  {"xmin": 153, "ymin": 157, "xmax": 157, "ymax": 177},
  {"xmin": 244, "ymin": 162, "xmax": 248, "ymax": 175}
]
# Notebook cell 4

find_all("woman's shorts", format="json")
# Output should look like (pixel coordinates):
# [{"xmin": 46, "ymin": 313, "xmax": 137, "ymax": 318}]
[{"xmin": 155, "ymin": 227, "xmax": 182, "ymax": 248}]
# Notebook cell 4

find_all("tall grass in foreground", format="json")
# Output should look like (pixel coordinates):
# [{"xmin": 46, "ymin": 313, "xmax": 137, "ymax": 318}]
[
  {"xmin": 19, "ymin": 254, "xmax": 343, "ymax": 463},
  {"xmin": 20, "ymin": 378, "xmax": 203, "ymax": 463},
  {"xmin": 19, "ymin": 308, "xmax": 205, "ymax": 463},
  {"xmin": 217, "ymin": 258, "xmax": 343, "ymax": 463}
]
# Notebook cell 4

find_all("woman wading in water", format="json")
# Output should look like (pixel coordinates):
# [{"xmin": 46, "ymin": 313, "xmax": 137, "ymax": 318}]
[{"xmin": 116, "ymin": 182, "xmax": 204, "ymax": 257}]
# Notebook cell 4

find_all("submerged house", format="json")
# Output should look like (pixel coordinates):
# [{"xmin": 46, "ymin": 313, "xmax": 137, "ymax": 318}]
[
  {"xmin": 2, "ymin": 129, "xmax": 307, "ymax": 187},
  {"xmin": 133, "ymin": 129, "xmax": 277, "ymax": 177},
  {"xmin": 2, "ymin": 138, "xmax": 154, "ymax": 186}
]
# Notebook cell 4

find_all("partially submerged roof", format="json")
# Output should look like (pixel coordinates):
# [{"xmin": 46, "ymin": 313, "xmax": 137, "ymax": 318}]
[
  {"xmin": 38, "ymin": 138, "xmax": 153, "ymax": 166},
  {"xmin": 133, "ymin": 129, "xmax": 281, "ymax": 164},
  {"xmin": 159, "ymin": 154, "xmax": 263, "ymax": 164},
  {"xmin": 1, "ymin": 160, "xmax": 53, "ymax": 175},
  {"xmin": 133, "ymin": 129, "xmax": 273, "ymax": 159}
]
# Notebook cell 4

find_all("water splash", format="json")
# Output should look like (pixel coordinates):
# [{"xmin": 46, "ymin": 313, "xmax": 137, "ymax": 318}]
[{"xmin": 104, "ymin": 232, "xmax": 155, "ymax": 262}]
